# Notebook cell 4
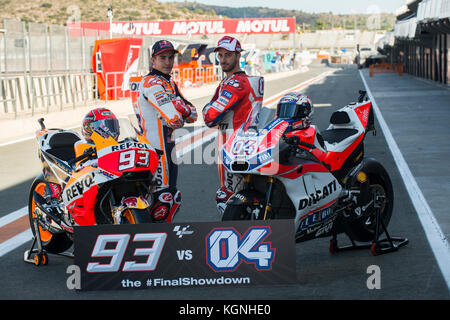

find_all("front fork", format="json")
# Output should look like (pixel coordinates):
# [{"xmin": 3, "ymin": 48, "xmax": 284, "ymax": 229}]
[
  {"xmin": 263, "ymin": 177, "xmax": 275, "ymax": 220},
  {"xmin": 240, "ymin": 174, "xmax": 275, "ymax": 220}
]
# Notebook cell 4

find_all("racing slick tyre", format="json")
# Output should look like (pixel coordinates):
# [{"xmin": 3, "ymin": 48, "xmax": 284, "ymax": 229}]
[
  {"xmin": 122, "ymin": 208, "xmax": 152, "ymax": 224},
  {"xmin": 28, "ymin": 176, "xmax": 73, "ymax": 254},
  {"xmin": 222, "ymin": 205, "xmax": 246, "ymax": 221},
  {"xmin": 222, "ymin": 203, "xmax": 260, "ymax": 221},
  {"xmin": 345, "ymin": 161, "xmax": 394, "ymax": 243}
]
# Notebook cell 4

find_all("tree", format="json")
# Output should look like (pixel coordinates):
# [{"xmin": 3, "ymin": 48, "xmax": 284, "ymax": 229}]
[{"xmin": 315, "ymin": 19, "xmax": 326, "ymax": 30}]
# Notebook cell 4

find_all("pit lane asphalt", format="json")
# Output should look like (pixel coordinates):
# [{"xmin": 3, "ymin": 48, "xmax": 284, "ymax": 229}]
[{"xmin": 0, "ymin": 64, "xmax": 448, "ymax": 300}]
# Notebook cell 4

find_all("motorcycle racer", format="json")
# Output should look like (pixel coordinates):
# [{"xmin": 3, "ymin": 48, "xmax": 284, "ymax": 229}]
[
  {"xmin": 133, "ymin": 39, "xmax": 197, "ymax": 222},
  {"xmin": 202, "ymin": 36, "xmax": 264, "ymax": 214}
]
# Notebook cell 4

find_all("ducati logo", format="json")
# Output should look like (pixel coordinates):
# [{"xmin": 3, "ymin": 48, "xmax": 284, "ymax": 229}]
[{"xmin": 298, "ymin": 180, "xmax": 337, "ymax": 210}]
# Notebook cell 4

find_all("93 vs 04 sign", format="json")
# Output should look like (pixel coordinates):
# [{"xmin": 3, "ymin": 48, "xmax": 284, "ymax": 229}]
[{"xmin": 74, "ymin": 220, "xmax": 296, "ymax": 291}]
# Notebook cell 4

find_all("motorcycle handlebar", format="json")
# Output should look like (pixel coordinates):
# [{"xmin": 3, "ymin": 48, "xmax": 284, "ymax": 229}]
[
  {"xmin": 358, "ymin": 90, "xmax": 367, "ymax": 103},
  {"xmin": 38, "ymin": 118, "xmax": 46, "ymax": 130},
  {"xmin": 283, "ymin": 135, "xmax": 315, "ymax": 150},
  {"xmin": 68, "ymin": 147, "xmax": 96, "ymax": 166}
]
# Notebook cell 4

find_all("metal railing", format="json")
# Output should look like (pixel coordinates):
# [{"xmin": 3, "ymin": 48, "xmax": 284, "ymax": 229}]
[
  {"xmin": 0, "ymin": 19, "xmax": 228, "ymax": 117},
  {"xmin": 0, "ymin": 76, "xmax": 21, "ymax": 117}
]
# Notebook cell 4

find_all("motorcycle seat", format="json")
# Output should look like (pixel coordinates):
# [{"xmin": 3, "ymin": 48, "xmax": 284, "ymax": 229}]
[
  {"xmin": 321, "ymin": 128, "xmax": 358, "ymax": 144},
  {"xmin": 321, "ymin": 128, "xmax": 361, "ymax": 155},
  {"xmin": 321, "ymin": 107, "xmax": 362, "ymax": 152},
  {"xmin": 46, "ymin": 132, "xmax": 81, "ymax": 162}
]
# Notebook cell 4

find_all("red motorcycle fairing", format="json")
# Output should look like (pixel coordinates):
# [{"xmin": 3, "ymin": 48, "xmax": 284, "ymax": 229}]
[
  {"xmin": 321, "ymin": 101, "xmax": 374, "ymax": 172},
  {"xmin": 61, "ymin": 139, "xmax": 159, "ymax": 226},
  {"xmin": 96, "ymin": 141, "xmax": 159, "ymax": 177},
  {"xmin": 68, "ymin": 184, "xmax": 98, "ymax": 226},
  {"xmin": 62, "ymin": 167, "xmax": 108, "ymax": 226}
]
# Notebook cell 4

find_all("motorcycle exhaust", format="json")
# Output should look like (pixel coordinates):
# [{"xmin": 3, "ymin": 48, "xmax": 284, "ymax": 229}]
[{"xmin": 356, "ymin": 171, "xmax": 370, "ymax": 207}]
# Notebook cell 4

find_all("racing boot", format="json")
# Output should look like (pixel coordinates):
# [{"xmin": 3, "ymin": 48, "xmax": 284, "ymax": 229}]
[
  {"xmin": 166, "ymin": 190, "xmax": 182, "ymax": 222},
  {"xmin": 150, "ymin": 188, "xmax": 182, "ymax": 222},
  {"xmin": 150, "ymin": 190, "xmax": 174, "ymax": 222}
]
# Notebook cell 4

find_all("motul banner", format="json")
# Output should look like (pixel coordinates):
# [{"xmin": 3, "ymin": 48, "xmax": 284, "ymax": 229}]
[{"xmin": 70, "ymin": 17, "xmax": 296, "ymax": 36}]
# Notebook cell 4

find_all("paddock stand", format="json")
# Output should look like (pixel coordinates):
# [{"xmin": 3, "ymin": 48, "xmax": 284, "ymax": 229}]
[
  {"xmin": 23, "ymin": 215, "xmax": 74, "ymax": 266},
  {"xmin": 329, "ymin": 196, "xmax": 409, "ymax": 256}
]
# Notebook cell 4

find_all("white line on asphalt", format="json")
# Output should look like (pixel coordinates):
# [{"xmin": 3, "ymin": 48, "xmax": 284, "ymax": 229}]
[
  {"xmin": 0, "ymin": 206, "xmax": 28, "ymax": 228},
  {"xmin": 174, "ymin": 70, "xmax": 335, "ymax": 157},
  {"xmin": 174, "ymin": 126, "xmax": 208, "ymax": 145},
  {"xmin": 0, "ymin": 125, "xmax": 81, "ymax": 148},
  {"xmin": 0, "ymin": 229, "xmax": 33, "ymax": 257},
  {"xmin": 0, "ymin": 70, "xmax": 334, "ymax": 257},
  {"xmin": 176, "ymin": 131, "xmax": 217, "ymax": 158},
  {"xmin": 359, "ymin": 70, "xmax": 450, "ymax": 291}
]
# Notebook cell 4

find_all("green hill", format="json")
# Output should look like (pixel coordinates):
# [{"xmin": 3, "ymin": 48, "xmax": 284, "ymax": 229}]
[
  {"xmin": 169, "ymin": 2, "xmax": 396, "ymax": 31},
  {"xmin": 0, "ymin": 0, "xmax": 395, "ymax": 31},
  {"xmin": 0, "ymin": 0, "xmax": 217, "ymax": 26}
]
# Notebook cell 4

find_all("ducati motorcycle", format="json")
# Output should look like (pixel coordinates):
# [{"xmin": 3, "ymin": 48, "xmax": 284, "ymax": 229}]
[
  {"xmin": 221, "ymin": 91, "xmax": 408, "ymax": 255},
  {"xmin": 25, "ymin": 118, "xmax": 163, "ymax": 265}
]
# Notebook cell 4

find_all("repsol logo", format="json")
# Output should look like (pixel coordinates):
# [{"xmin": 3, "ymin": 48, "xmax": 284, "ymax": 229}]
[
  {"xmin": 111, "ymin": 142, "xmax": 150, "ymax": 152},
  {"xmin": 298, "ymin": 180, "xmax": 337, "ymax": 210},
  {"xmin": 65, "ymin": 172, "xmax": 96, "ymax": 202},
  {"xmin": 130, "ymin": 82, "xmax": 140, "ymax": 92}
]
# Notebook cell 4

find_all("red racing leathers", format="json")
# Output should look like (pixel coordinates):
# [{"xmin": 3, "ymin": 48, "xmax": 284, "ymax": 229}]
[{"xmin": 202, "ymin": 71, "xmax": 264, "ymax": 212}]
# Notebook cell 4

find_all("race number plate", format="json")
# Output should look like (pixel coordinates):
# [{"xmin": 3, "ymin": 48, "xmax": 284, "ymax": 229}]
[{"xmin": 74, "ymin": 220, "xmax": 296, "ymax": 290}]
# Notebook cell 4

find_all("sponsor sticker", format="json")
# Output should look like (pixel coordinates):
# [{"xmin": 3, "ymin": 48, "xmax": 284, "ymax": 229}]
[
  {"xmin": 211, "ymin": 101, "xmax": 225, "ymax": 112},
  {"xmin": 222, "ymin": 90, "xmax": 233, "ymax": 99},
  {"xmin": 217, "ymin": 96, "xmax": 230, "ymax": 106}
]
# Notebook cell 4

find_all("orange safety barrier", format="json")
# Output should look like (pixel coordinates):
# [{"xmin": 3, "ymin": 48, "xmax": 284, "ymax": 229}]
[
  {"xmin": 171, "ymin": 67, "xmax": 181, "ymax": 87},
  {"xmin": 175, "ymin": 64, "xmax": 219, "ymax": 88},
  {"xmin": 369, "ymin": 63, "xmax": 404, "ymax": 77}
]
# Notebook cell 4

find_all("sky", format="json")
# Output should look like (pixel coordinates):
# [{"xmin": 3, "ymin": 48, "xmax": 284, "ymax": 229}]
[{"xmin": 158, "ymin": 0, "xmax": 408, "ymax": 14}]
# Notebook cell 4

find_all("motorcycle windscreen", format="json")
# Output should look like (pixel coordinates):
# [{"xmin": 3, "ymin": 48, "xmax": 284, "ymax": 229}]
[{"xmin": 222, "ymin": 109, "xmax": 298, "ymax": 175}]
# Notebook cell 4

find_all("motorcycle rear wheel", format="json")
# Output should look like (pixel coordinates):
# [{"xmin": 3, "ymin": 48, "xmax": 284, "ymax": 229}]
[
  {"xmin": 346, "ymin": 172, "xmax": 393, "ymax": 242},
  {"xmin": 28, "ymin": 177, "xmax": 73, "ymax": 254}
]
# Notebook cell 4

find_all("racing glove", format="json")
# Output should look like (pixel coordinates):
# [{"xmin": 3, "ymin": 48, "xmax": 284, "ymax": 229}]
[
  {"xmin": 202, "ymin": 102, "xmax": 215, "ymax": 127},
  {"xmin": 185, "ymin": 104, "xmax": 198, "ymax": 123},
  {"xmin": 160, "ymin": 113, "xmax": 184, "ymax": 129},
  {"xmin": 173, "ymin": 97, "xmax": 191, "ymax": 118}
]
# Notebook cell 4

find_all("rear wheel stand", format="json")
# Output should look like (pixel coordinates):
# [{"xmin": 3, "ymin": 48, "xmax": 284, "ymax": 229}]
[
  {"xmin": 24, "ymin": 218, "xmax": 48, "ymax": 266},
  {"xmin": 329, "ymin": 201, "xmax": 409, "ymax": 256},
  {"xmin": 24, "ymin": 216, "xmax": 74, "ymax": 266}
]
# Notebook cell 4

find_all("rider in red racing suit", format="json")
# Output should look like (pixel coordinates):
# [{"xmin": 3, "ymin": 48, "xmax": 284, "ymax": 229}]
[{"xmin": 202, "ymin": 36, "xmax": 264, "ymax": 214}]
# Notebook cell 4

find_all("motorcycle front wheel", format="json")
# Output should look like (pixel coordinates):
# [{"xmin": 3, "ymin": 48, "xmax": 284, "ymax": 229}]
[
  {"xmin": 28, "ymin": 176, "xmax": 73, "ymax": 254},
  {"xmin": 222, "ymin": 203, "xmax": 261, "ymax": 221},
  {"xmin": 121, "ymin": 208, "xmax": 153, "ymax": 224}
]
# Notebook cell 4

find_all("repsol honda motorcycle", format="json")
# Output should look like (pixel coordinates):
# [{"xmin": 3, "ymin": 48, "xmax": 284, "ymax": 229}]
[
  {"xmin": 25, "ymin": 118, "xmax": 162, "ymax": 266},
  {"xmin": 221, "ymin": 91, "xmax": 408, "ymax": 255}
]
